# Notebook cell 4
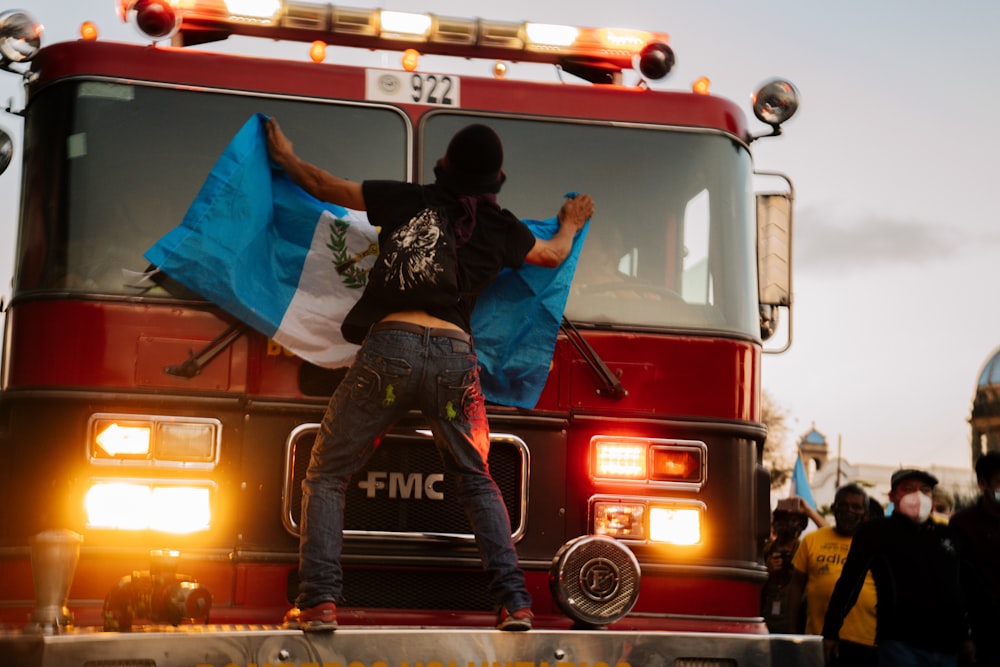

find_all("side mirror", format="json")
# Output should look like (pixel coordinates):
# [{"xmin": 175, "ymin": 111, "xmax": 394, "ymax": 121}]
[
  {"xmin": 756, "ymin": 171, "xmax": 794, "ymax": 352},
  {"xmin": 0, "ymin": 126, "xmax": 13, "ymax": 175}
]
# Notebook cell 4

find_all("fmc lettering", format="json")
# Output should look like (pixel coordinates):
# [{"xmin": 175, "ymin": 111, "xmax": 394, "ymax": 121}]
[{"xmin": 356, "ymin": 471, "xmax": 445, "ymax": 500}]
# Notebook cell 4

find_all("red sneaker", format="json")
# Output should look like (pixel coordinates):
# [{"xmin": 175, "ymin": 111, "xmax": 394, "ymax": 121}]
[
  {"xmin": 496, "ymin": 607, "xmax": 533, "ymax": 631},
  {"xmin": 283, "ymin": 602, "xmax": 338, "ymax": 632}
]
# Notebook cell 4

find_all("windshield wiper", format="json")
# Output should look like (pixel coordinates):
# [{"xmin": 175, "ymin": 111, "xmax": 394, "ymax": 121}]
[
  {"xmin": 164, "ymin": 322, "xmax": 247, "ymax": 378},
  {"xmin": 560, "ymin": 316, "xmax": 627, "ymax": 400}
]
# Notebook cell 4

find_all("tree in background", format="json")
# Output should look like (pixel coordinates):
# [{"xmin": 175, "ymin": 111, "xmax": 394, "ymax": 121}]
[{"xmin": 762, "ymin": 390, "xmax": 793, "ymax": 489}]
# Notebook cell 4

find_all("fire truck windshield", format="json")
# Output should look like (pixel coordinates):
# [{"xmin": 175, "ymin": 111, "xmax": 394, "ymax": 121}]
[
  {"xmin": 14, "ymin": 80, "xmax": 759, "ymax": 339},
  {"xmin": 423, "ymin": 115, "xmax": 758, "ymax": 338}
]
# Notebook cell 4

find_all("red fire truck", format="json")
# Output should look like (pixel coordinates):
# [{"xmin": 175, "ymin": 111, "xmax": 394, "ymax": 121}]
[{"xmin": 0, "ymin": 2, "xmax": 816, "ymax": 665}]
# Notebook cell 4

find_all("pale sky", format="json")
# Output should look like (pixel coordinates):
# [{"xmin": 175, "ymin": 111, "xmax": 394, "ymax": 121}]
[{"xmin": 2, "ymin": 1, "xmax": 998, "ymax": 471}]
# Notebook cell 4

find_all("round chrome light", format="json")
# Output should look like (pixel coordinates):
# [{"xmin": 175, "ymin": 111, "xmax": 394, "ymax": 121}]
[
  {"xmin": 637, "ymin": 42, "xmax": 674, "ymax": 80},
  {"xmin": 753, "ymin": 79, "xmax": 800, "ymax": 127},
  {"xmin": 0, "ymin": 10, "xmax": 42, "ymax": 65},
  {"xmin": 0, "ymin": 127, "xmax": 13, "ymax": 175},
  {"xmin": 549, "ymin": 534, "xmax": 641, "ymax": 628}
]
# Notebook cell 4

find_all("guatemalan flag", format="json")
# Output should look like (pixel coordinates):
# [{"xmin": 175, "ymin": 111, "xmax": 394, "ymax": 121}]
[
  {"xmin": 790, "ymin": 455, "xmax": 818, "ymax": 510},
  {"xmin": 145, "ymin": 113, "xmax": 586, "ymax": 409}
]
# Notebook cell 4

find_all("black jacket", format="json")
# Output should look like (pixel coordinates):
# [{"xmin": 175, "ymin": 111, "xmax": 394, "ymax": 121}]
[
  {"xmin": 822, "ymin": 512, "xmax": 969, "ymax": 654},
  {"xmin": 950, "ymin": 499, "xmax": 1000, "ymax": 657}
]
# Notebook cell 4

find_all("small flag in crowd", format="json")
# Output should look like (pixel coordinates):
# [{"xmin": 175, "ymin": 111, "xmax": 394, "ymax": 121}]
[
  {"xmin": 790, "ymin": 455, "xmax": 817, "ymax": 510},
  {"xmin": 145, "ymin": 113, "xmax": 586, "ymax": 408}
]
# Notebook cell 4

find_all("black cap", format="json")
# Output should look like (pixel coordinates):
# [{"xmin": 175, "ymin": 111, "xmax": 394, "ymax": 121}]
[
  {"xmin": 435, "ymin": 124, "xmax": 504, "ymax": 195},
  {"xmin": 890, "ymin": 468, "xmax": 938, "ymax": 490}
]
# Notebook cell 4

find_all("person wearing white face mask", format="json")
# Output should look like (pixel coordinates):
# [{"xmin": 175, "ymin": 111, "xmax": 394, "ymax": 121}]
[
  {"xmin": 822, "ymin": 468, "xmax": 974, "ymax": 667},
  {"xmin": 950, "ymin": 451, "xmax": 1000, "ymax": 667}
]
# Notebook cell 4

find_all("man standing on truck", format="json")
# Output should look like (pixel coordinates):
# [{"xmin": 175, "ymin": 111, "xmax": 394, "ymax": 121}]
[{"xmin": 266, "ymin": 118, "xmax": 594, "ymax": 632}]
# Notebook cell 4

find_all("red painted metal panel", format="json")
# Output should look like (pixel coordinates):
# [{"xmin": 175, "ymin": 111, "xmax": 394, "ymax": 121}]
[{"xmin": 30, "ymin": 41, "xmax": 748, "ymax": 139}]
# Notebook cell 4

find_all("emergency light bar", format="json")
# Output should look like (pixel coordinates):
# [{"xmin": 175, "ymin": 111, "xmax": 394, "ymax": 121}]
[{"xmin": 116, "ymin": 0, "xmax": 676, "ymax": 80}]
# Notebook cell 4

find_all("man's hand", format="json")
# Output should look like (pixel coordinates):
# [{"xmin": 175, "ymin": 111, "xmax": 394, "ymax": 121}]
[
  {"xmin": 266, "ymin": 118, "xmax": 296, "ymax": 170},
  {"xmin": 524, "ymin": 193, "xmax": 594, "ymax": 268},
  {"xmin": 558, "ymin": 193, "xmax": 594, "ymax": 232},
  {"xmin": 823, "ymin": 638, "xmax": 839, "ymax": 664},
  {"xmin": 262, "ymin": 117, "xmax": 365, "ymax": 210},
  {"xmin": 765, "ymin": 550, "xmax": 786, "ymax": 574}
]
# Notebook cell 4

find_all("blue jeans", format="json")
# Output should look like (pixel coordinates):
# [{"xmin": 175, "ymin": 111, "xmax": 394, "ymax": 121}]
[
  {"xmin": 878, "ymin": 640, "xmax": 957, "ymax": 667},
  {"xmin": 296, "ymin": 325, "xmax": 531, "ymax": 614}
]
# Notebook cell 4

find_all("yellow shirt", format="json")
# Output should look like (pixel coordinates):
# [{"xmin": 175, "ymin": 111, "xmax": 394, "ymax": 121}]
[{"xmin": 792, "ymin": 525, "xmax": 877, "ymax": 646}]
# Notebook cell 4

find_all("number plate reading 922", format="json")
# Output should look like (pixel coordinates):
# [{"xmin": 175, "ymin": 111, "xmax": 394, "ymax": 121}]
[{"xmin": 366, "ymin": 69, "xmax": 460, "ymax": 107}]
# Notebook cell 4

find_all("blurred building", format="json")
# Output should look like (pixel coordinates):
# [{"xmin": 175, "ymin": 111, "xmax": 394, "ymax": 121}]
[
  {"xmin": 798, "ymin": 424, "xmax": 828, "ymax": 478},
  {"xmin": 791, "ymin": 426, "xmax": 976, "ymax": 514},
  {"xmin": 785, "ymin": 348, "xmax": 1000, "ymax": 514},
  {"xmin": 971, "ymin": 346, "xmax": 1000, "ymax": 459}
]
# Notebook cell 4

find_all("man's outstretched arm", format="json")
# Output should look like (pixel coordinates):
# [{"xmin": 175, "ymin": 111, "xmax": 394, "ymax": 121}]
[
  {"xmin": 266, "ymin": 118, "xmax": 366, "ymax": 211},
  {"xmin": 524, "ymin": 193, "xmax": 594, "ymax": 268}
]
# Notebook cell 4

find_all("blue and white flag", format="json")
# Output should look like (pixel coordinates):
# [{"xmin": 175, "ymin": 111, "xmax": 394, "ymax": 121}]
[
  {"xmin": 790, "ymin": 455, "xmax": 817, "ymax": 510},
  {"xmin": 473, "ymin": 219, "xmax": 589, "ymax": 407},
  {"xmin": 145, "ymin": 113, "xmax": 585, "ymax": 408},
  {"xmin": 145, "ymin": 113, "xmax": 376, "ymax": 368}
]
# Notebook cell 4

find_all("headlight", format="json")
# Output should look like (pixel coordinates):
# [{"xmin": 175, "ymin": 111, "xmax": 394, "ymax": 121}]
[
  {"xmin": 84, "ymin": 481, "xmax": 213, "ymax": 534},
  {"xmin": 592, "ymin": 497, "xmax": 704, "ymax": 546},
  {"xmin": 649, "ymin": 505, "xmax": 702, "ymax": 545},
  {"xmin": 591, "ymin": 436, "xmax": 706, "ymax": 490}
]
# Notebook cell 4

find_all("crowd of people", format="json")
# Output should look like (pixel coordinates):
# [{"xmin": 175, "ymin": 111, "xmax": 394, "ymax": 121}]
[{"xmin": 762, "ymin": 452, "xmax": 1000, "ymax": 666}]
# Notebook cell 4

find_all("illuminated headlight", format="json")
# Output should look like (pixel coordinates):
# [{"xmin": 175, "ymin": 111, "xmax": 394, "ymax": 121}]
[
  {"xmin": 649, "ymin": 505, "xmax": 702, "ymax": 545},
  {"xmin": 84, "ymin": 482, "xmax": 212, "ymax": 533},
  {"xmin": 592, "ymin": 498, "xmax": 704, "ymax": 546},
  {"xmin": 591, "ymin": 436, "xmax": 706, "ymax": 489},
  {"xmin": 594, "ymin": 440, "xmax": 646, "ymax": 480},
  {"xmin": 90, "ymin": 415, "xmax": 220, "ymax": 469}
]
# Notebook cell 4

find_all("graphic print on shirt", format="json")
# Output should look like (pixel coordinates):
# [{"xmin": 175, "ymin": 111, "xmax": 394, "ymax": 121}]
[{"xmin": 381, "ymin": 208, "xmax": 448, "ymax": 291}]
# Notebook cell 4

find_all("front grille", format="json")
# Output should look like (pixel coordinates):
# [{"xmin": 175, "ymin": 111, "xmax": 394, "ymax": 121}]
[{"xmin": 283, "ymin": 426, "xmax": 527, "ymax": 540}]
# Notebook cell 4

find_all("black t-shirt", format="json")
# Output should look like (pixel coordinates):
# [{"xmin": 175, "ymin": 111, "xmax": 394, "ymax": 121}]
[{"xmin": 359, "ymin": 180, "xmax": 537, "ymax": 332}]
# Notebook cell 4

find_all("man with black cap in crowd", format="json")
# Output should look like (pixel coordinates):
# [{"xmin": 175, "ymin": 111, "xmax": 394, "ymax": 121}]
[
  {"xmin": 950, "ymin": 451, "xmax": 1000, "ymax": 667},
  {"xmin": 265, "ymin": 118, "xmax": 594, "ymax": 632},
  {"xmin": 822, "ymin": 468, "xmax": 973, "ymax": 667}
]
